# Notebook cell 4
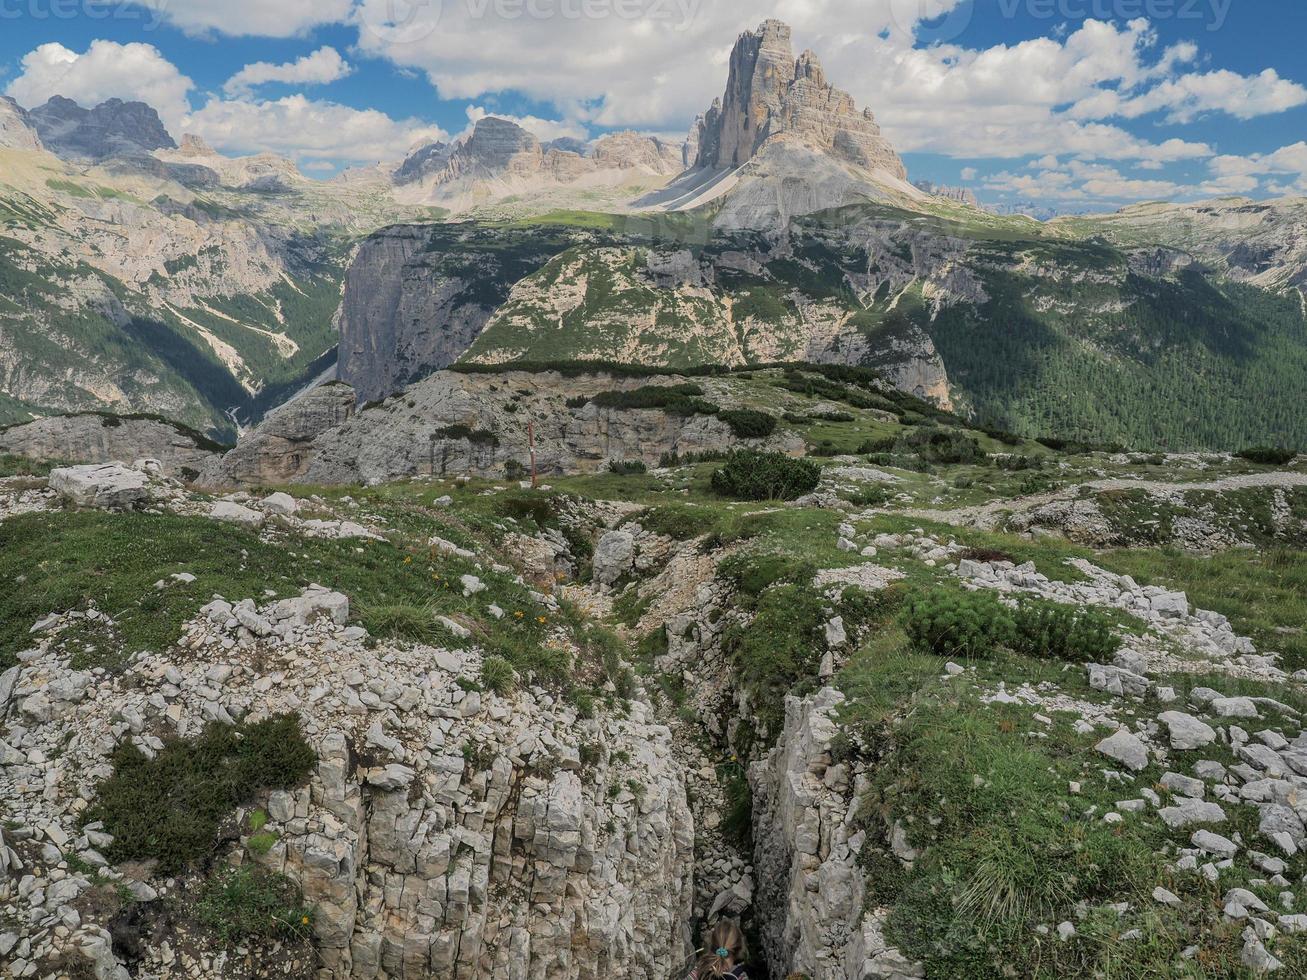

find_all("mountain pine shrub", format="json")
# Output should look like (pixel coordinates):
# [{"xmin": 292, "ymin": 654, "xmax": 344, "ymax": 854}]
[{"xmin": 711, "ymin": 450, "xmax": 821, "ymax": 501}]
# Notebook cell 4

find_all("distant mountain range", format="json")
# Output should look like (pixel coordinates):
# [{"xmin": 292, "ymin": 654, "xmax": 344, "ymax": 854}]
[{"xmin": 2, "ymin": 19, "xmax": 1306, "ymax": 450}]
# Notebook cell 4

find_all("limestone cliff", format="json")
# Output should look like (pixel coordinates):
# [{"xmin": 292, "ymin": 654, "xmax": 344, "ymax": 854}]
[
  {"xmin": 201, "ymin": 371, "xmax": 806, "ymax": 488},
  {"xmin": 0, "ymin": 413, "xmax": 224, "ymax": 478},
  {"xmin": 692, "ymin": 22, "xmax": 905, "ymax": 181}
]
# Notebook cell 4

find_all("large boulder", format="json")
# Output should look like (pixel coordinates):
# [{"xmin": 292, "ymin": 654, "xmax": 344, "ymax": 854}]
[
  {"xmin": 593, "ymin": 530, "xmax": 636, "ymax": 587},
  {"xmin": 49, "ymin": 463, "xmax": 150, "ymax": 509}
]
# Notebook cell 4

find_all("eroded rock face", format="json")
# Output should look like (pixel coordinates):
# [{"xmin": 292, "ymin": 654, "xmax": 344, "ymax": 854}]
[
  {"xmin": 201, "ymin": 384, "xmax": 356, "ymax": 487},
  {"xmin": 0, "ymin": 413, "xmax": 222, "ymax": 478},
  {"xmin": 750, "ymin": 689, "xmax": 921, "ymax": 980},
  {"xmin": 205, "ymin": 371, "xmax": 804, "ymax": 488},
  {"xmin": 691, "ymin": 20, "xmax": 906, "ymax": 180},
  {"xmin": 0, "ymin": 95, "xmax": 42, "ymax": 151},
  {"xmin": 28, "ymin": 96, "xmax": 177, "ymax": 162},
  {"xmin": 1, "ymin": 592, "xmax": 695, "ymax": 978}
]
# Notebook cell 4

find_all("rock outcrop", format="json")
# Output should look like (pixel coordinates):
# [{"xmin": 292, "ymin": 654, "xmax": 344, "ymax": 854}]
[
  {"xmin": 200, "ymin": 383, "xmax": 357, "ymax": 487},
  {"xmin": 0, "ymin": 413, "xmax": 224, "ymax": 478},
  {"xmin": 0, "ymin": 588, "xmax": 695, "ymax": 978},
  {"xmin": 27, "ymin": 96, "xmax": 177, "ymax": 161},
  {"xmin": 641, "ymin": 19, "xmax": 920, "ymax": 228},
  {"xmin": 203, "ymin": 371, "xmax": 804, "ymax": 488},
  {"xmin": 751, "ymin": 689, "xmax": 921, "ymax": 979},
  {"xmin": 0, "ymin": 96, "xmax": 42, "ymax": 151},
  {"xmin": 395, "ymin": 118, "xmax": 683, "ymax": 213},
  {"xmin": 691, "ymin": 21, "xmax": 905, "ymax": 181}
]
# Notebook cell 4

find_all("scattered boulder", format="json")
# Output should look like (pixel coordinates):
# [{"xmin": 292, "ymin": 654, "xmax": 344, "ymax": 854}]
[{"xmin": 49, "ymin": 463, "xmax": 150, "ymax": 509}]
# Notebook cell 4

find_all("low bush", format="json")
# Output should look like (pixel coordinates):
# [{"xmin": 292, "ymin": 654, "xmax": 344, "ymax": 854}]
[
  {"xmin": 197, "ymin": 866, "xmax": 313, "ymax": 945},
  {"xmin": 85, "ymin": 715, "xmax": 316, "ymax": 873},
  {"xmin": 1237, "ymin": 447, "xmax": 1297, "ymax": 466},
  {"xmin": 996, "ymin": 454, "xmax": 1042, "ymax": 472},
  {"xmin": 903, "ymin": 588, "xmax": 1014, "ymax": 660},
  {"xmin": 434, "ymin": 425, "xmax": 499, "ymax": 447},
  {"xmin": 717, "ymin": 409, "xmax": 778, "ymax": 439},
  {"xmin": 1010, "ymin": 598, "xmax": 1119, "ymax": 664},
  {"xmin": 608, "ymin": 459, "xmax": 648, "ymax": 475},
  {"xmin": 897, "ymin": 427, "xmax": 985, "ymax": 465},
  {"xmin": 591, "ymin": 384, "xmax": 719, "ymax": 417},
  {"xmin": 711, "ymin": 450, "xmax": 820, "ymax": 501}
]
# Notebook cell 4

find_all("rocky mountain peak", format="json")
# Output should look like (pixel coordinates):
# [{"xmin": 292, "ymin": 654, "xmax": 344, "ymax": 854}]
[
  {"xmin": 177, "ymin": 134, "xmax": 216, "ymax": 157},
  {"xmin": 690, "ymin": 19, "xmax": 906, "ymax": 181},
  {"xmin": 0, "ymin": 95, "xmax": 42, "ymax": 151},
  {"xmin": 436, "ymin": 116, "xmax": 543, "ymax": 184},
  {"xmin": 29, "ymin": 95, "xmax": 177, "ymax": 162}
]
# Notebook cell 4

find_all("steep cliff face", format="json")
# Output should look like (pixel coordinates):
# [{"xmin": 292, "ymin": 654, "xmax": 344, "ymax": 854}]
[
  {"xmin": 0, "ymin": 96, "xmax": 41, "ymax": 151},
  {"xmin": 1, "ymin": 586, "xmax": 695, "ymax": 978},
  {"xmin": 202, "ymin": 370, "xmax": 806, "ymax": 487},
  {"xmin": 335, "ymin": 225, "xmax": 583, "ymax": 405},
  {"xmin": 751, "ymin": 690, "xmax": 921, "ymax": 980},
  {"xmin": 28, "ymin": 96, "xmax": 177, "ymax": 161},
  {"xmin": 0, "ymin": 413, "xmax": 224, "ymax": 477},
  {"xmin": 653, "ymin": 19, "xmax": 916, "ymax": 228}
]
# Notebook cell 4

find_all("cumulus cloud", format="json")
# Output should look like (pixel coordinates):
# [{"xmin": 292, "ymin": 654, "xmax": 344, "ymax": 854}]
[
  {"xmin": 223, "ymin": 47, "xmax": 353, "ymax": 98},
  {"xmin": 985, "ymin": 159, "xmax": 1187, "ymax": 204},
  {"xmin": 1207, "ymin": 142, "xmax": 1307, "ymax": 197},
  {"xmin": 118, "ymin": 0, "xmax": 355, "ymax": 38},
  {"xmin": 184, "ymin": 95, "xmax": 445, "ymax": 164},
  {"xmin": 4, "ymin": 40, "xmax": 193, "ymax": 133}
]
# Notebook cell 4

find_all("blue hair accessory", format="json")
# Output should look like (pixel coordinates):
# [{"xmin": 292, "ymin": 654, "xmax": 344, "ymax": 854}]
[{"xmin": 716, "ymin": 948, "xmax": 731, "ymax": 958}]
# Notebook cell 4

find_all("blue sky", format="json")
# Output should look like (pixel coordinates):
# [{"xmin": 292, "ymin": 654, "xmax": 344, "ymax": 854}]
[{"xmin": 1, "ymin": 0, "xmax": 1304, "ymax": 211}]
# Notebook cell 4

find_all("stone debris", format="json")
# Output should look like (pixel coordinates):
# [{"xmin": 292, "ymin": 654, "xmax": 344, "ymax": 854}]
[{"xmin": 1, "ymin": 587, "xmax": 694, "ymax": 978}]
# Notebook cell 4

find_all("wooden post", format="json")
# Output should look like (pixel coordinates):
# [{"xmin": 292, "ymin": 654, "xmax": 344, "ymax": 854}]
[{"xmin": 528, "ymin": 421, "xmax": 538, "ymax": 489}]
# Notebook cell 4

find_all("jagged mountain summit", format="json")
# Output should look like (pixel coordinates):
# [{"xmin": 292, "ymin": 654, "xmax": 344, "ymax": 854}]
[
  {"xmin": 27, "ymin": 95, "xmax": 177, "ymax": 162},
  {"xmin": 641, "ymin": 19, "xmax": 925, "ymax": 228},
  {"xmin": 391, "ymin": 116, "xmax": 683, "ymax": 214}
]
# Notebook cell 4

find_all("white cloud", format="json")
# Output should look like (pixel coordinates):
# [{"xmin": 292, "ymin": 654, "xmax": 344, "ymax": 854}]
[
  {"xmin": 1109, "ymin": 68, "xmax": 1307, "ymax": 123},
  {"xmin": 464, "ymin": 105, "xmax": 587, "ymax": 143},
  {"xmin": 184, "ymin": 95, "xmax": 445, "ymax": 164},
  {"xmin": 4, "ymin": 40, "xmax": 193, "ymax": 133},
  {"xmin": 959, "ymin": 166, "xmax": 977, "ymax": 181},
  {"xmin": 985, "ymin": 159, "xmax": 1186, "ymax": 204},
  {"xmin": 1207, "ymin": 142, "xmax": 1307, "ymax": 197},
  {"xmin": 223, "ymin": 47, "xmax": 353, "ymax": 98},
  {"xmin": 115, "ymin": 0, "xmax": 354, "ymax": 38}
]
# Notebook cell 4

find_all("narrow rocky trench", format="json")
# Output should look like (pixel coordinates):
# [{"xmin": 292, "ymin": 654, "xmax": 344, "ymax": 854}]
[{"xmin": 589, "ymin": 521, "xmax": 886, "ymax": 980}]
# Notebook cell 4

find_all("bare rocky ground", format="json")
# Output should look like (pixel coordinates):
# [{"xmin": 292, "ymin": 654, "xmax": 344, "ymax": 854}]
[{"xmin": 2, "ymin": 416, "xmax": 1306, "ymax": 979}]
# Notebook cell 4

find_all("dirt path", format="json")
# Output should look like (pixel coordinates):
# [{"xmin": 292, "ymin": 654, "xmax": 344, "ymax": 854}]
[{"xmin": 887, "ymin": 470, "xmax": 1307, "ymax": 529}]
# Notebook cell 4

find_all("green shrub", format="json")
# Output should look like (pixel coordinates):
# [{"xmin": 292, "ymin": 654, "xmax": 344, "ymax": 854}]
[
  {"xmin": 897, "ymin": 427, "xmax": 985, "ymax": 465},
  {"xmin": 481, "ymin": 655, "xmax": 517, "ymax": 695},
  {"xmin": 718, "ymin": 409, "xmax": 777, "ymax": 439},
  {"xmin": 1010, "ymin": 599, "xmax": 1119, "ymax": 664},
  {"xmin": 636, "ymin": 504, "xmax": 717, "ymax": 540},
  {"xmin": 904, "ymin": 588, "xmax": 1014, "ymax": 660},
  {"xmin": 608, "ymin": 459, "xmax": 648, "ymax": 475},
  {"xmin": 1237, "ymin": 447, "xmax": 1297, "ymax": 466},
  {"xmin": 197, "ymin": 866, "xmax": 313, "ymax": 945},
  {"xmin": 84, "ymin": 715, "xmax": 316, "ymax": 874},
  {"xmin": 434, "ymin": 425, "xmax": 499, "ymax": 447},
  {"xmin": 812, "ymin": 410, "xmax": 856, "ymax": 423},
  {"xmin": 566, "ymin": 396, "xmax": 590, "ymax": 409},
  {"xmin": 996, "ymin": 454, "xmax": 1041, "ymax": 472},
  {"xmin": 591, "ymin": 384, "xmax": 719, "ymax": 417},
  {"xmin": 711, "ymin": 451, "xmax": 821, "ymax": 501}
]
